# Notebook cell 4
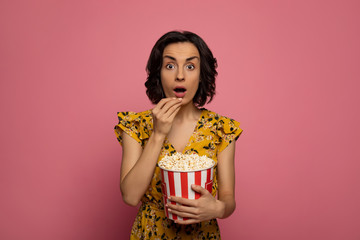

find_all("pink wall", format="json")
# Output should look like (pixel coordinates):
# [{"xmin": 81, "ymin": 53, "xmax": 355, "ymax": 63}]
[{"xmin": 1, "ymin": 0, "xmax": 359, "ymax": 239}]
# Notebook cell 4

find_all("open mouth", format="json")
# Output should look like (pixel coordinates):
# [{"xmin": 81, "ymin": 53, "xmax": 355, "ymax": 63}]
[
  {"xmin": 174, "ymin": 87, "xmax": 187, "ymax": 93},
  {"xmin": 173, "ymin": 87, "xmax": 187, "ymax": 98}
]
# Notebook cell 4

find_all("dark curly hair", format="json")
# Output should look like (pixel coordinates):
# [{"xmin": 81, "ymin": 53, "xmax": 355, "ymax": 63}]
[{"xmin": 145, "ymin": 30, "xmax": 218, "ymax": 107}]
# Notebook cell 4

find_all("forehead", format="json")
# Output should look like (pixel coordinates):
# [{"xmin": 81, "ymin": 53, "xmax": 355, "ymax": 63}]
[{"xmin": 163, "ymin": 42, "xmax": 200, "ymax": 59}]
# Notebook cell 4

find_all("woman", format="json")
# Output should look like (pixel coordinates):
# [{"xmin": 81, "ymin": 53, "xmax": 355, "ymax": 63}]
[{"xmin": 114, "ymin": 30, "xmax": 243, "ymax": 239}]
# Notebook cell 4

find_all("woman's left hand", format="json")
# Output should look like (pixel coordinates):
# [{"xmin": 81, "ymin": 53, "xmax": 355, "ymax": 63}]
[{"xmin": 166, "ymin": 184, "xmax": 225, "ymax": 225}]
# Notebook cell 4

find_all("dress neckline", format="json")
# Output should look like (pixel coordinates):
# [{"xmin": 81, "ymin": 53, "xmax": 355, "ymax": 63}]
[{"xmin": 165, "ymin": 108, "xmax": 206, "ymax": 154}]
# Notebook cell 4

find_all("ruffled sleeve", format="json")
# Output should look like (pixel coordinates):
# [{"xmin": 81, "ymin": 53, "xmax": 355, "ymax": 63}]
[
  {"xmin": 114, "ymin": 111, "xmax": 150, "ymax": 147},
  {"xmin": 216, "ymin": 116, "xmax": 243, "ymax": 153}
]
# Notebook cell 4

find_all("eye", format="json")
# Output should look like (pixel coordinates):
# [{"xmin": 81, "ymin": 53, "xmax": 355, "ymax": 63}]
[
  {"xmin": 165, "ymin": 64, "xmax": 175, "ymax": 69},
  {"xmin": 186, "ymin": 64, "xmax": 195, "ymax": 70}
]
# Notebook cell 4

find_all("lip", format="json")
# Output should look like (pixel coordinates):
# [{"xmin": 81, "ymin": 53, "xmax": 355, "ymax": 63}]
[{"xmin": 174, "ymin": 90, "xmax": 187, "ymax": 98}]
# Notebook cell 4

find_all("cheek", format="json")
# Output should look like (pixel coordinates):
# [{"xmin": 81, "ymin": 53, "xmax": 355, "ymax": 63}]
[
  {"xmin": 160, "ymin": 73, "xmax": 173, "ymax": 95},
  {"xmin": 189, "ymin": 74, "xmax": 200, "ymax": 89},
  {"xmin": 160, "ymin": 71, "xmax": 168, "ymax": 85},
  {"xmin": 160, "ymin": 69, "xmax": 165, "ymax": 82}
]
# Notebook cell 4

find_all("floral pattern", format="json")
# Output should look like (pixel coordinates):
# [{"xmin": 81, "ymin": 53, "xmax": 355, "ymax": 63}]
[{"xmin": 114, "ymin": 108, "xmax": 243, "ymax": 239}]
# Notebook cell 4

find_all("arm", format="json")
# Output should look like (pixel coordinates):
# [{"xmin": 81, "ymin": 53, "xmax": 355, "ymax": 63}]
[
  {"xmin": 120, "ymin": 98, "xmax": 182, "ymax": 206},
  {"xmin": 216, "ymin": 140, "xmax": 237, "ymax": 218},
  {"xmin": 166, "ymin": 141, "xmax": 237, "ymax": 223},
  {"xmin": 120, "ymin": 130, "xmax": 165, "ymax": 206}
]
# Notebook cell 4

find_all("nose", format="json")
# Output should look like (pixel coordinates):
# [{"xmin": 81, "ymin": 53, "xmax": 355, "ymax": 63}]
[{"xmin": 176, "ymin": 68, "xmax": 185, "ymax": 81}]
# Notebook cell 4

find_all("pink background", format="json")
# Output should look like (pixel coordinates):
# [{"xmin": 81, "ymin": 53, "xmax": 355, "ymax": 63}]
[{"xmin": 1, "ymin": 0, "xmax": 359, "ymax": 239}]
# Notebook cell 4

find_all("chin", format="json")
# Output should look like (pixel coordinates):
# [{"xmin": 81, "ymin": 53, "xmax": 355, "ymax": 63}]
[{"xmin": 181, "ymin": 98, "xmax": 193, "ymax": 106}]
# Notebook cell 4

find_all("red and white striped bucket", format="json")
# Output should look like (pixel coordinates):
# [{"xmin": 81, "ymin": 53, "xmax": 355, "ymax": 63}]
[{"xmin": 159, "ymin": 165, "xmax": 214, "ymax": 221}]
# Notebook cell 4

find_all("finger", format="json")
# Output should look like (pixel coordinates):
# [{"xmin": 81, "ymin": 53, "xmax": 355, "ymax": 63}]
[
  {"xmin": 191, "ymin": 184, "xmax": 210, "ymax": 195},
  {"xmin": 152, "ymin": 98, "xmax": 174, "ymax": 112},
  {"xmin": 167, "ymin": 208, "xmax": 198, "ymax": 219},
  {"xmin": 156, "ymin": 101, "xmax": 181, "ymax": 121},
  {"xmin": 163, "ymin": 101, "xmax": 182, "ymax": 120},
  {"xmin": 166, "ymin": 203, "xmax": 197, "ymax": 214},
  {"xmin": 152, "ymin": 98, "xmax": 180, "ymax": 120},
  {"xmin": 160, "ymin": 98, "xmax": 182, "ymax": 114},
  {"xmin": 168, "ymin": 196, "xmax": 197, "ymax": 206}
]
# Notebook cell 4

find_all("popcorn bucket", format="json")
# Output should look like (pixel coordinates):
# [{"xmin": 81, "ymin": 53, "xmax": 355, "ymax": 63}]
[{"xmin": 159, "ymin": 165, "xmax": 215, "ymax": 221}]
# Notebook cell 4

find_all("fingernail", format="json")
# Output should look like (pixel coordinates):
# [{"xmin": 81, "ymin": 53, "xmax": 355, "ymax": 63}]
[
  {"xmin": 178, "ymin": 98, "xmax": 182, "ymax": 101},
  {"xmin": 168, "ymin": 196, "xmax": 171, "ymax": 200}
]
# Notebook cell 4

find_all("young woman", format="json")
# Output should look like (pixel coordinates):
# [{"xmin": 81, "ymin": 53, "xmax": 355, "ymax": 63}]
[{"xmin": 114, "ymin": 30, "xmax": 243, "ymax": 239}]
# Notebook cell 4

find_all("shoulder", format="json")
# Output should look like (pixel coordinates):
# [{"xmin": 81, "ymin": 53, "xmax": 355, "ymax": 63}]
[
  {"xmin": 203, "ymin": 109, "xmax": 240, "ymax": 126},
  {"xmin": 117, "ymin": 109, "xmax": 153, "ymax": 122},
  {"xmin": 203, "ymin": 108, "xmax": 243, "ymax": 138},
  {"xmin": 202, "ymin": 109, "xmax": 243, "ymax": 152},
  {"xmin": 115, "ymin": 109, "xmax": 153, "ymax": 134},
  {"xmin": 114, "ymin": 110, "xmax": 153, "ymax": 146}
]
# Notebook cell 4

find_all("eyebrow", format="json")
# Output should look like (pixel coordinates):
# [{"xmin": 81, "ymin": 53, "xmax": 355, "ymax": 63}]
[{"xmin": 163, "ymin": 55, "xmax": 199, "ymax": 62}]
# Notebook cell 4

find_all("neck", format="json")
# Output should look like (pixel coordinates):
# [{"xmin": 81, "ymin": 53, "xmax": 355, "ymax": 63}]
[{"xmin": 174, "ymin": 101, "xmax": 202, "ymax": 122}]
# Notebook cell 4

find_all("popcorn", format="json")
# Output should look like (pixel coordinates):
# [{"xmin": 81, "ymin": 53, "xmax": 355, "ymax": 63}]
[
  {"xmin": 158, "ymin": 152, "xmax": 215, "ymax": 171},
  {"xmin": 159, "ymin": 152, "xmax": 215, "ymax": 221}
]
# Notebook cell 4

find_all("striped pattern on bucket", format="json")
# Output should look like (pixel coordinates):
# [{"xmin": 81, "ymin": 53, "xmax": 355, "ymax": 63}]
[{"xmin": 161, "ymin": 168, "xmax": 213, "ymax": 221}]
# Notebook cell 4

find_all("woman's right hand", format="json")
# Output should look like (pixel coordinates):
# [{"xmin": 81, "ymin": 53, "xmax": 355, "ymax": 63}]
[
  {"xmin": 152, "ymin": 97, "xmax": 182, "ymax": 137},
  {"xmin": 120, "ymin": 97, "xmax": 182, "ymax": 206}
]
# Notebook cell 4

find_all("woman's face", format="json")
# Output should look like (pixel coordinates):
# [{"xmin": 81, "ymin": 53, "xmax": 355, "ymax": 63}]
[{"xmin": 160, "ymin": 42, "xmax": 200, "ymax": 105}]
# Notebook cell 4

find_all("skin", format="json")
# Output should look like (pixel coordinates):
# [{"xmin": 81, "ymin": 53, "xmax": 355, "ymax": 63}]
[
  {"xmin": 160, "ymin": 42, "xmax": 203, "ymax": 152},
  {"xmin": 120, "ymin": 42, "xmax": 237, "ymax": 225}
]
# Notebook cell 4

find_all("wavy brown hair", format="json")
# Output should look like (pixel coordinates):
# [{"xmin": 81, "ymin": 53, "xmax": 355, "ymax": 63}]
[{"xmin": 145, "ymin": 31, "xmax": 218, "ymax": 107}]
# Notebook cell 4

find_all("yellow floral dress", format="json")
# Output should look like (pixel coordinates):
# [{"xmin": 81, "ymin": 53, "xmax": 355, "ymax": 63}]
[{"xmin": 114, "ymin": 108, "xmax": 243, "ymax": 240}]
